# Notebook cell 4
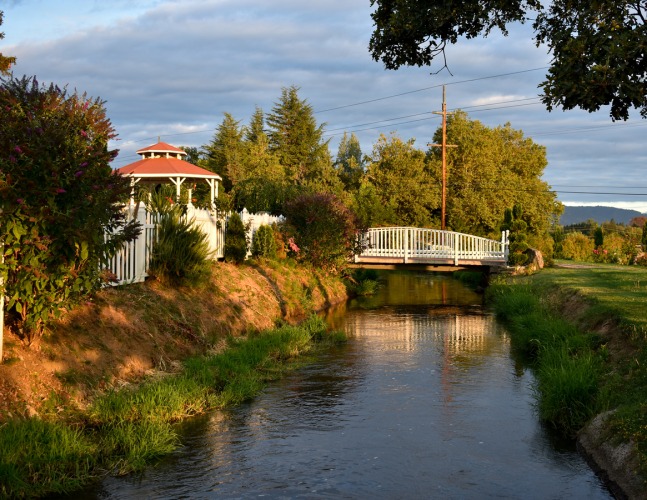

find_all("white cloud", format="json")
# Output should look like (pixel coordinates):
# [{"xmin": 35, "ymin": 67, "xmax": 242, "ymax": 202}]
[{"xmin": 3, "ymin": 0, "xmax": 646, "ymax": 207}]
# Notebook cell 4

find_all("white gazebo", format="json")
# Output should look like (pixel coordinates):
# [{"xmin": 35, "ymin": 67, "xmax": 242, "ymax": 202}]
[{"xmin": 117, "ymin": 141, "xmax": 221, "ymax": 205}]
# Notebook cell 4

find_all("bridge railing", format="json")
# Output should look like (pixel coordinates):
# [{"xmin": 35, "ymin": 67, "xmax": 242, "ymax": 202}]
[{"xmin": 357, "ymin": 227, "xmax": 509, "ymax": 265}]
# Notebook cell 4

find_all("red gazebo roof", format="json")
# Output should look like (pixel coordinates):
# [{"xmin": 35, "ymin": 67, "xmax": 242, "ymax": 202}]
[
  {"xmin": 117, "ymin": 141, "xmax": 221, "ymax": 181},
  {"xmin": 136, "ymin": 141, "xmax": 187, "ymax": 156},
  {"xmin": 117, "ymin": 157, "xmax": 221, "ymax": 180}
]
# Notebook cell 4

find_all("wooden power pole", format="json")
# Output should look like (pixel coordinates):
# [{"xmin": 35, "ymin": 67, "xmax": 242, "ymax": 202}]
[{"xmin": 429, "ymin": 86, "xmax": 456, "ymax": 230}]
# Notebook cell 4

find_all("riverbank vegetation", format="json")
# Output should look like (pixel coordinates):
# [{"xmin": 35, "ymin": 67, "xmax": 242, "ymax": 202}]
[
  {"xmin": 0, "ymin": 248, "xmax": 348, "ymax": 496},
  {"xmin": 488, "ymin": 264, "xmax": 647, "ymax": 484},
  {"xmin": 0, "ymin": 315, "xmax": 344, "ymax": 497}
]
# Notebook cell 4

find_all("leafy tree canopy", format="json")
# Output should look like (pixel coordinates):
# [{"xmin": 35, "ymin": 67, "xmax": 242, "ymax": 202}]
[
  {"xmin": 365, "ymin": 133, "xmax": 440, "ymax": 227},
  {"xmin": 0, "ymin": 11, "xmax": 16, "ymax": 74},
  {"xmin": 369, "ymin": 0, "xmax": 647, "ymax": 120},
  {"xmin": 427, "ymin": 111, "xmax": 561, "ymax": 237}
]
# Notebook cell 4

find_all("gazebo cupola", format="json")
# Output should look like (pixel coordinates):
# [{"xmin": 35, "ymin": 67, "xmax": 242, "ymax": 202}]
[{"xmin": 117, "ymin": 141, "xmax": 221, "ymax": 206}]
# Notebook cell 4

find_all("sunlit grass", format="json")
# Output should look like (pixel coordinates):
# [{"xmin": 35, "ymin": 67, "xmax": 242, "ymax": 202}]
[
  {"xmin": 0, "ymin": 315, "xmax": 346, "ymax": 497},
  {"xmin": 490, "ymin": 262, "xmax": 647, "ymax": 477}
]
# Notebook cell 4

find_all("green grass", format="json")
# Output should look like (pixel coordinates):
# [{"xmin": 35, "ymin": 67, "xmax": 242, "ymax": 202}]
[
  {"xmin": 0, "ymin": 315, "xmax": 346, "ymax": 497},
  {"xmin": 534, "ymin": 262, "xmax": 647, "ymax": 334},
  {"xmin": 489, "ymin": 262, "xmax": 647, "ymax": 479},
  {"xmin": 488, "ymin": 282, "xmax": 606, "ymax": 435}
]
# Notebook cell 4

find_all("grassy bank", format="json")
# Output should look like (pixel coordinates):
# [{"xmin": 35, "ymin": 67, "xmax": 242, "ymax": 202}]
[
  {"xmin": 487, "ymin": 263, "xmax": 647, "ymax": 482},
  {"xmin": 0, "ymin": 259, "xmax": 347, "ymax": 497},
  {"xmin": 0, "ymin": 316, "xmax": 345, "ymax": 497}
]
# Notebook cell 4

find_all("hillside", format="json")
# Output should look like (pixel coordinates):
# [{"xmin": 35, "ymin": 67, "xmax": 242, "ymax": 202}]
[{"xmin": 560, "ymin": 205, "xmax": 645, "ymax": 226}]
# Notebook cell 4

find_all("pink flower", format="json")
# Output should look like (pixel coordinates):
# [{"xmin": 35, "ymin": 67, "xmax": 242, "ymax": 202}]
[
  {"xmin": 14, "ymin": 146, "xmax": 22, "ymax": 154},
  {"xmin": 16, "ymin": 198, "xmax": 24, "ymax": 205},
  {"xmin": 80, "ymin": 161, "xmax": 88, "ymax": 167},
  {"xmin": 56, "ymin": 188, "xmax": 66, "ymax": 194},
  {"xmin": 80, "ymin": 130, "xmax": 88, "ymax": 138},
  {"xmin": 9, "ymin": 155, "xmax": 16, "ymax": 163},
  {"xmin": 288, "ymin": 237, "xmax": 300, "ymax": 253},
  {"xmin": 75, "ymin": 170, "xmax": 84, "ymax": 177}
]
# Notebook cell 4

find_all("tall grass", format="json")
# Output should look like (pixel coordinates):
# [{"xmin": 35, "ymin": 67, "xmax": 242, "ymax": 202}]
[
  {"xmin": 0, "ymin": 315, "xmax": 344, "ymax": 497},
  {"xmin": 488, "ymin": 282, "xmax": 605, "ymax": 435}
]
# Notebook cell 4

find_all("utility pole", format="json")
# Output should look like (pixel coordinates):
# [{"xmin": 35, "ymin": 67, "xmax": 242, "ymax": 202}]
[{"xmin": 429, "ymin": 85, "xmax": 457, "ymax": 230}]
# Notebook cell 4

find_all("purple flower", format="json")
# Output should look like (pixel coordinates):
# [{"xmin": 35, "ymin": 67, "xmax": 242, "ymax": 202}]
[
  {"xmin": 80, "ymin": 161, "xmax": 88, "ymax": 167},
  {"xmin": 75, "ymin": 170, "xmax": 84, "ymax": 177},
  {"xmin": 17, "ymin": 198, "xmax": 24, "ymax": 205},
  {"xmin": 14, "ymin": 146, "xmax": 23, "ymax": 154},
  {"xmin": 56, "ymin": 188, "xmax": 66, "ymax": 194},
  {"xmin": 9, "ymin": 155, "xmax": 16, "ymax": 163}
]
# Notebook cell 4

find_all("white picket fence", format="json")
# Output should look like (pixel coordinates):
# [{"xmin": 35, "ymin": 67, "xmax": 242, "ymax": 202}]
[{"xmin": 104, "ymin": 205, "xmax": 283, "ymax": 286}]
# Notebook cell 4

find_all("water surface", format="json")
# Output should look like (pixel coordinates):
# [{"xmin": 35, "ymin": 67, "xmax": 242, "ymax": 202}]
[{"xmin": 95, "ymin": 272, "xmax": 610, "ymax": 499}]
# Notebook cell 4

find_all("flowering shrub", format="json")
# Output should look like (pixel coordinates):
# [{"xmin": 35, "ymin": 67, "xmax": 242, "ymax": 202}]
[
  {"xmin": 283, "ymin": 192, "xmax": 364, "ymax": 272},
  {"xmin": 0, "ymin": 76, "xmax": 139, "ymax": 343}
]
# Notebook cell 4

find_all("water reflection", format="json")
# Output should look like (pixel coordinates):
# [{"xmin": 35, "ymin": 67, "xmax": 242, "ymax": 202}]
[{"xmin": 93, "ymin": 272, "xmax": 610, "ymax": 499}]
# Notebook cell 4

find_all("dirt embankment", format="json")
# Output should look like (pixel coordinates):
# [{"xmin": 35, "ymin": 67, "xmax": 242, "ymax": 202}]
[{"xmin": 0, "ymin": 261, "xmax": 347, "ymax": 422}]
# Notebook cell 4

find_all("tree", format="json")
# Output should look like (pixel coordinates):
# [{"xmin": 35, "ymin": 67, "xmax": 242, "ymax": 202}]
[
  {"xmin": 428, "ymin": 111, "xmax": 561, "ymax": 237},
  {"xmin": 335, "ymin": 132, "xmax": 365, "ymax": 192},
  {"xmin": 366, "ymin": 133, "xmax": 440, "ymax": 227},
  {"xmin": 630, "ymin": 216, "xmax": 647, "ymax": 228},
  {"xmin": 203, "ymin": 113, "xmax": 246, "ymax": 191},
  {"xmin": 369, "ymin": 0, "xmax": 647, "ymax": 120},
  {"xmin": 0, "ymin": 11, "xmax": 16, "ymax": 74},
  {"xmin": 0, "ymin": 76, "xmax": 140, "ymax": 343},
  {"xmin": 266, "ymin": 86, "xmax": 339, "ymax": 191},
  {"xmin": 224, "ymin": 212, "xmax": 249, "ymax": 264}
]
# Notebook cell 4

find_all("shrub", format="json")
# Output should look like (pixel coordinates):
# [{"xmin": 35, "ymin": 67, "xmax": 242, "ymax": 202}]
[
  {"xmin": 251, "ymin": 224, "xmax": 277, "ymax": 259},
  {"xmin": 561, "ymin": 232, "xmax": 594, "ymax": 261},
  {"xmin": 0, "ymin": 76, "xmax": 139, "ymax": 343},
  {"xmin": 224, "ymin": 212, "xmax": 249, "ymax": 264},
  {"xmin": 148, "ymin": 190, "xmax": 213, "ymax": 286},
  {"xmin": 283, "ymin": 192, "xmax": 363, "ymax": 272}
]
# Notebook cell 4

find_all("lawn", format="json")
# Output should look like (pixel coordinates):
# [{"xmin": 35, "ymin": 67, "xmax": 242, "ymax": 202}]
[{"xmin": 532, "ymin": 262, "xmax": 647, "ymax": 334}]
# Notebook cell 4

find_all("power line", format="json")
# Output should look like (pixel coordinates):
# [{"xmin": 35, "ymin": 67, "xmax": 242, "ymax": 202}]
[{"xmin": 314, "ymin": 67, "xmax": 548, "ymax": 113}]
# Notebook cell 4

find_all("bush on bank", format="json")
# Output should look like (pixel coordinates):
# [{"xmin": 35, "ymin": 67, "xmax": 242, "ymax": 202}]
[{"xmin": 0, "ymin": 315, "xmax": 345, "ymax": 497}]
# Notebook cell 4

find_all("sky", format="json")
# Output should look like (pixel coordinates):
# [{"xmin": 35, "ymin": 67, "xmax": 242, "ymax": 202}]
[{"xmin": 2, "ymin": 0, "xmax": 647, "ymax": 214}]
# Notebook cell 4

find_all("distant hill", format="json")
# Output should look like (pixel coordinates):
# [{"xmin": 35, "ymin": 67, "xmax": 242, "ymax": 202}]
[{"xmin": 560, "ymin": 206, "xmax": 646, "ymax": 226}]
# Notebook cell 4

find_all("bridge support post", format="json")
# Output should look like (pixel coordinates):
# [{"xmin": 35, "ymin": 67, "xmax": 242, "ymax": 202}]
[
  {"xmin": 403, "ymin": 228, "xmax": 409, "ymax": 263},
  {"xmin": 453, "ymin": 232, "xmax": 459, "ymax": 266}
]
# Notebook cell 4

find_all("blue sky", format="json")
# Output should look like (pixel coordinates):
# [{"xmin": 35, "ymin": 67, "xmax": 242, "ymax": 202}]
[{"xmin": 2, "ymin": 0, "xmax": 647, "ymax": 213}]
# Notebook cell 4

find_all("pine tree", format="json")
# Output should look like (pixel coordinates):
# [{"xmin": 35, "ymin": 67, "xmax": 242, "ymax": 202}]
[
  {"xmin": 203, "ymin": 113, "xmax": 246, "ymax": 191},
  {"xmin": 335, "ymin": 132, "xmax": 365, "ymax": 192},
  {"xmin": 266, "ymin": 86, "xmax": 331, "ymax": 185}
]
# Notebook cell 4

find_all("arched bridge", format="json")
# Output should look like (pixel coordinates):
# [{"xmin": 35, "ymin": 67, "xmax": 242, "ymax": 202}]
[{"xmin": 353, "ymin": 227, "xmax": 509, "ymax": 271}]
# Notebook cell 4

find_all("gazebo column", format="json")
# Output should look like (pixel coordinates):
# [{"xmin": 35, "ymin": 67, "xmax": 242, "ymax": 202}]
[
  {"xmin": 129, "ymin": 178, "xmax": 141, "ymax": 206},
  {"xmin": 205, "ymin": 179, "xmax": 218, "ymax": 207},
  {"xmin": 169, "ymin": 177, "xmax": 186, "ymax": 202}
]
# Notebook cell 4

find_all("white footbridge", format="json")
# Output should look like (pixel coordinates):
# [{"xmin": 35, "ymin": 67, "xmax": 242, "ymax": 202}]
[{"xmin": 354, "ymin": 227, "xmax": 509, "ymax": 270}]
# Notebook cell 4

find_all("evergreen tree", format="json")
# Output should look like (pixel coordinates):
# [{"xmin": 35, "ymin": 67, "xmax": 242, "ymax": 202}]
[
  {"xmin": 335, "ymin": 132, "xmax": 365, "ymax": 192},
  {"xmin": 266, "ymin": 86, "xmax": 332, "ymax": 186},
  {"xmin": 203, "ymin": 113, "xmax": 246, "ymax": 191}
]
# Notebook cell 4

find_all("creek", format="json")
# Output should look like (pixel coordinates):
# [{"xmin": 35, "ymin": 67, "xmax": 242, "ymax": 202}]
[{"xmin": 93, "ymin": 272, "xmax": 610, "ymax": 499}]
